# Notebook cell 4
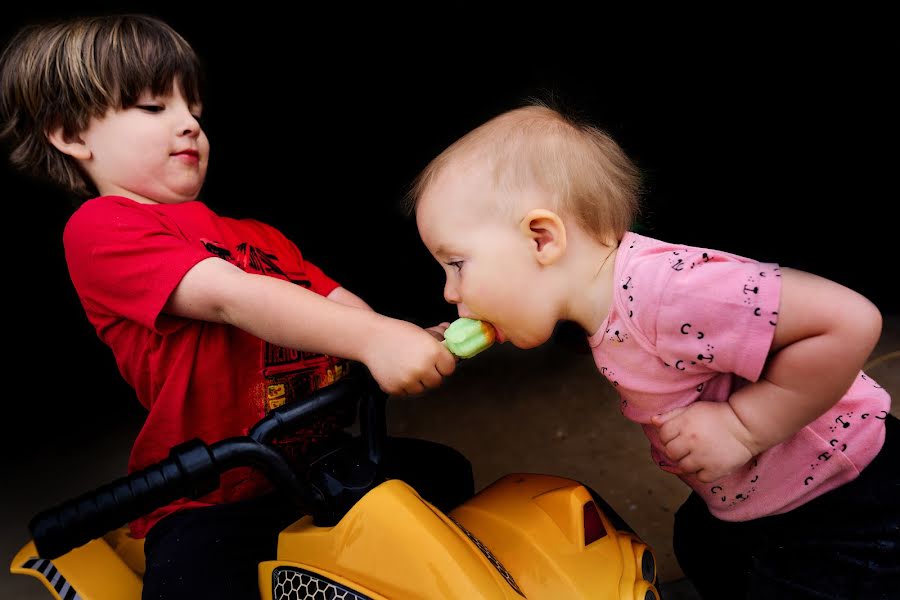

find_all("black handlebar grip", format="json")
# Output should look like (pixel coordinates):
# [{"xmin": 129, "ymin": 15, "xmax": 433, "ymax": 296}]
[{"xmin": 29, "ymin": 439, "xmax": 219, "ymax": 559}]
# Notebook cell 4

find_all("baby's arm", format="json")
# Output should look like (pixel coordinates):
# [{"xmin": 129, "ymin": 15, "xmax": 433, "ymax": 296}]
[
  {"xmin": 165, "ymin": 257, "xmax": 456, "ymax": 395},
  {"xmin": 728, "ymin": 267, "xmax": 882, "ymax": 451},
  {"xmin": 653, "ymin": 267, "xmax": 882, "ymax": 482}
]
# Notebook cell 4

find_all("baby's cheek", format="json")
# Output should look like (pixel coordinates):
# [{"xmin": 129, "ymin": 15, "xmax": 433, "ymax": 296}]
[
  {"xmin": 463, "ymin": 278, "xmax": 492, "ymax": 303},
  {"xmin": 486, "ymin": 287, "xmax": 522, "ymax": 317}
]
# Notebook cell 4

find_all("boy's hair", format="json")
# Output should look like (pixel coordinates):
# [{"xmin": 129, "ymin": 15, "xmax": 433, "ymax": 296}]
[
  {"xmin": 0, "ymin": 14, "xmax": 203, "ymax": 199},
  {"xmin": 407, "ymin": 101, "xmax": 641, "ymax": 245}
]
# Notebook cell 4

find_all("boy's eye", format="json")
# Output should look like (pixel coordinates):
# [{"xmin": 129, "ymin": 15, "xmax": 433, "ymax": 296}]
[
  {"xmin": 137, "ymin": 105, "xmax": 163, "ymax": 113},
  {"xmin": 446, "ymin": 260, "xmax": 464, "ymax": 272}
]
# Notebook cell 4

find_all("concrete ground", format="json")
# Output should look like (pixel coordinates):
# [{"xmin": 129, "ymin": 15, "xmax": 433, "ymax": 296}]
[{"xmin": 4, "ymin": 316, "xmax": 898, "ymax": 599}]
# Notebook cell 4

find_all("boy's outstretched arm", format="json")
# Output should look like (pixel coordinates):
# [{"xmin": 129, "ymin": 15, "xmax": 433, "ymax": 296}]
[
  {"xmin": 327, "ymin": 287, "xmax": 452, "ymax": 341},
  {"xmin": 653, "ymin": 267, "xmax": 883, "ymax": 482},
  {"xmin": 164, "ymin": 257, "xmax": 456, "ymax": 395},
  {"xmin": 327, "ymin": 286, "xmax": 374, "ymax": 311}
]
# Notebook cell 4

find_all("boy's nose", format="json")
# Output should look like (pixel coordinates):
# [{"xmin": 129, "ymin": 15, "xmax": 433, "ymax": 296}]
[
  {"xmin": 176, "ymin": 109, "xmax": 202, "ymax": 138},
  {"xmin": 179, "ymin": 119, "xmax": 201, "ymax": 138}
]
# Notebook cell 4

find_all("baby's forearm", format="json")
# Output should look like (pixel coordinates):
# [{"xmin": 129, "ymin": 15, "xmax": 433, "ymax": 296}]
[{"xmin": 729, "ymin": 327, "xmax": 876, "ymax": 454}]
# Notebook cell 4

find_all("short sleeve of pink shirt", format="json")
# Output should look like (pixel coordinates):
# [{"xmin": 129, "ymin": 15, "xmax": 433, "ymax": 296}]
[{"xmin": 651, "ymin": 246, "xmax": 782, "ymax": 383}]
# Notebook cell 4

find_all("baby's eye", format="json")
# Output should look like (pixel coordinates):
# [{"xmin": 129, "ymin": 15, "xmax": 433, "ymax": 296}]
[
  {"xmin": 445, "ymin": 260, "xmax": 464, "ymax": 272},
  {"xmin": 137, "ymin": 105, "xmax": 164, "ymax": 113}
]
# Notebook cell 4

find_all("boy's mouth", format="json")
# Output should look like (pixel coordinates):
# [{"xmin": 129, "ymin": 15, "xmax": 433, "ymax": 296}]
[{"xmin": 172, "ymin": 149, "xmax": 200, "ymax": 164}]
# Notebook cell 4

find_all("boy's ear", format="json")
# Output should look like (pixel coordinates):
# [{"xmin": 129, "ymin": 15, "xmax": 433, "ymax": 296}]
[
  {"xmin": 519, "ymin": 209, "xmax": 567, "ymax": 265},
  {"xmin": 46, "ymin": 127, "xmax": 91, "ymax": 160}
]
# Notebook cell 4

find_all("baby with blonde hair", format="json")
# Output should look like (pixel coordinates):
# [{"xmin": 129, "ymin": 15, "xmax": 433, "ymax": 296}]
[{"xmin": 410, "ymin": 101, "xmax": 897, "ymax": 599}]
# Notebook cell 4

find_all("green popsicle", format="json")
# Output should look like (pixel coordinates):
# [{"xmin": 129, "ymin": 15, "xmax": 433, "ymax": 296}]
[{"xmin": 442, "ymin": 318, "xmax": 497, "ymax": 359}]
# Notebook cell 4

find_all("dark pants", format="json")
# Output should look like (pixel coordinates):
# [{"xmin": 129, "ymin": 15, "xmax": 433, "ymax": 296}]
[
  {"xmin": 142, "ymin": 437, "xmax": 474, "ymax": 600},
  {"xmin": 674, "ymin": 414, "xmax": 900, "ymax": 600}
]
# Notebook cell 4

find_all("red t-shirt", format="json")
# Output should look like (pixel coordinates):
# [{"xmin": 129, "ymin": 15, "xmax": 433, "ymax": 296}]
[{"xmin": 64, "ymin": 196, "xmax": 352, "ymax": 537}]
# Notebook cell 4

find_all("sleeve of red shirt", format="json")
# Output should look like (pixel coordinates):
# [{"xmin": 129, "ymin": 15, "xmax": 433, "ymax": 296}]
[
  {"xmin": 654, "ymin": 251, "xmax": 782, "ymax": 382},
  {"xmin": 301, "ymin": 258, "xmax": 340, "ymax": 297},
  {"xmin": 259, "ymin": 223, "xmax": 341, "ymax": 297},
  {"xmin": 63, "ymin": 199, "xmax": 214, "ymax": 333}
]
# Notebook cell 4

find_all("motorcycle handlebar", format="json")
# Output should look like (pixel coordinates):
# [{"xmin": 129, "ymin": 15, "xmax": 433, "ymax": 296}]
[{"xmin": 30, "ymin": 368, "xmax": 384, "ymax": 559}]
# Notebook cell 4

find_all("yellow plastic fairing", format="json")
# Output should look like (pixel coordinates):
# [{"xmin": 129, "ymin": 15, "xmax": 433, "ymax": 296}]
[
  {"xmin": 269, "ymin": 478, "xmax": 523, "ymax": 599},
  {"xmin": 449, "ymin": 473, "xmax": 658, "ymax": 600},
  {"xmin": 11, "ymin": 538, "xmax": 141, "ymax": 600}
]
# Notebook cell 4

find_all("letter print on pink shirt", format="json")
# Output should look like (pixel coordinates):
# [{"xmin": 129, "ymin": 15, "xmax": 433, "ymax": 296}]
[
  {"xmin": 803, "ymin": 400, "xmax": 890, "ymax": 487},
  {"xmin": 594, "ymin": 233, "xmax": 891, "ymax": 519}
]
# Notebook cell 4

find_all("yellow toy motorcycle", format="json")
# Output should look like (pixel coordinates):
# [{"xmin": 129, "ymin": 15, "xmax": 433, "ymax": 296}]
[{"xmin": 11, "ymin": 370, "xmax": 660, "ymax": 599}]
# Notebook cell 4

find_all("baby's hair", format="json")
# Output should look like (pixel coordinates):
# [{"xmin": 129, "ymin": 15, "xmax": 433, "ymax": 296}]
[
  {"xmin": 406, "ymin": 99, "xmax": 641, "ymax": 245},
  {"xmin": 0, "ymin": 14, "xmax": 203, "ymax": 199}
]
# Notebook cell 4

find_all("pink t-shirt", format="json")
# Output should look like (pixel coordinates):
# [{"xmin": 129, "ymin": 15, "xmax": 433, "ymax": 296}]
[{"xmin": 589, "ymin": 232, "xmax": 891, "ymax": 521}]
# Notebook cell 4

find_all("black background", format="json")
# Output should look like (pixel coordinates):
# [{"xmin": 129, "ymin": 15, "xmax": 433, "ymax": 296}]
[{"xmin": 2, "ymin": 7, "xmax": 895, "ymax": 439}]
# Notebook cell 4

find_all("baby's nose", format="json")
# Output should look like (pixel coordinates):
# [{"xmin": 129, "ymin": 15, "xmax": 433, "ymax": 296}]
[{"xmin": 443, "ymin": 280, "xmax": 461, "ymax": 304}]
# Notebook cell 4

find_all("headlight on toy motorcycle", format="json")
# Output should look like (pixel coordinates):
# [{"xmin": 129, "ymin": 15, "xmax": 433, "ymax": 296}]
[{"xmin": 639, "ymin": 547, "xmax": 656, "ymax": 583}]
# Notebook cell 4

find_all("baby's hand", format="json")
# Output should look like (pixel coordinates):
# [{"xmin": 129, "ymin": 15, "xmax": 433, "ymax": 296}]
[
  {"xmin": 361, "ymin": 318, "xmax": 456, "ymax": 396},
  {"xmin": 650, "ymin": 401, "xmax": 757, "ymax": 483}
]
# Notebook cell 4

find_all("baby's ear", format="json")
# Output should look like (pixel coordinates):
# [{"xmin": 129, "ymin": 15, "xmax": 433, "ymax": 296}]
[
  {"xmin": 46, "ymin": 127, "xmax": 91, "ymax": 160},
  {"xmin": 519, "ymin": 209, "xmax": 567, "ymax": 265}
]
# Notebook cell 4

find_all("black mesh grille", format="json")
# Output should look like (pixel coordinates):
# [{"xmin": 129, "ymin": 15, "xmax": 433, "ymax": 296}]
[{"xmin": 272, "ymin": 566, "xmax": 370, "ymax": 600}]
